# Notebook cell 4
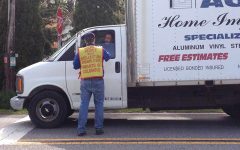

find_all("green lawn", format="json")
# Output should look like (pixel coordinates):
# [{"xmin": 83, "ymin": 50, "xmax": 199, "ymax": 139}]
[{"xmin": 0, "ymin": 109, "xmax": 28, "ymax": 115}]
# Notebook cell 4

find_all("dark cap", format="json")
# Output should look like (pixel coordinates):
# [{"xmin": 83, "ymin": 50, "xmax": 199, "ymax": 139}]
[{"xmin": 83, "ymin": 32, "xmax": 95, "ymax": 41}]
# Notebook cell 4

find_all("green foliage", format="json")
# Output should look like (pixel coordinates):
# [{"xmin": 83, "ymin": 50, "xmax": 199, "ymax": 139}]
[
  {"xmin": 15, "ymin": 0, "xmax": 45, "ymax": 71},
  {"xmin": 0, "ymin": 90, "xmax": 16, "ymax": 109},
  {"xmin": 43, "ymin": 28, "xmax": 57, "ymax": 56},
  {"xmin": 72, "ymin": 0, "xmax": 125, "ymax": 34},
  {"xmin": 40, "ymin": 0, "xmax": 74, "ymax": 57},
  {"xmin": 0, "ymin": 0, "xmax": 8, "ymax": 90},
  {"xmin": 40, "ymin": 1, "xmax": 71, "ymax": 20},
  {"xmin": 0, "ymin": 0, "xmax": 45, "ymax": 90}
]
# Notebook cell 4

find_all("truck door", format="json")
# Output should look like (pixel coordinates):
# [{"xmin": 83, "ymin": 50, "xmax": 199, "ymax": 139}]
[{"xmin": 65, "ymin": 28, "xmax": 123, "ymax": 110}]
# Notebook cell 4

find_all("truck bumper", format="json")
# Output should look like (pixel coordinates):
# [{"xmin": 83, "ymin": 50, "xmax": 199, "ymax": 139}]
[{"xmin": 10, "ymin": 96, "xmax": 25, "ymax": 110}]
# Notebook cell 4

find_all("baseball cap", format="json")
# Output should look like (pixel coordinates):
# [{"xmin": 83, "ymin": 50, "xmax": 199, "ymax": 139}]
[{"xmin": 83, "ymin": 32, "xmax": 95, "ymax": 41}]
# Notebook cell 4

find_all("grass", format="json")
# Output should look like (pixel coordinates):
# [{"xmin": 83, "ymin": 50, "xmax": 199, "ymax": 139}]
[{"xmin": 0, "ymin": 109, "xmax": 28, "ymax": 115}]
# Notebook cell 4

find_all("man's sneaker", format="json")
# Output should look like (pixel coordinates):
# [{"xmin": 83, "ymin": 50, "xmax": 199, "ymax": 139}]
[
  {"xmin": 96, "ymin": 129, "xmax": 104, "ymax": 135},
  {"xmin": 78, "ymin": 132, "xmax": 87, "ymax": 136}
]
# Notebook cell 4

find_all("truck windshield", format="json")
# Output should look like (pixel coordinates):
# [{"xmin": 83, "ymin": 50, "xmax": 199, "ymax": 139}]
[{"xmin": 45, "ymin": 35, "xmax": 76, "ymax": 61}]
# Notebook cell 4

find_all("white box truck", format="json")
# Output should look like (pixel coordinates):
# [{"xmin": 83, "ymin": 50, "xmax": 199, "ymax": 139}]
[{"xmin": 11, "ymin": 0, "xmax": 240, "ymax": 128}]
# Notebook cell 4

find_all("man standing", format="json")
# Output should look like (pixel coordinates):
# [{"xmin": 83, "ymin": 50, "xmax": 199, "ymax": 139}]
[{"xmin": 73, "ymin": 32, "xmax": 111, "ymax": 136}]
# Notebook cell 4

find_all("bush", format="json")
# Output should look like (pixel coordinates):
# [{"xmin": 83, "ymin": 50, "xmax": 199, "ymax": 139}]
[{"xmin": 0, "ymin": 91, "xmax": 16, "ymax": 109}]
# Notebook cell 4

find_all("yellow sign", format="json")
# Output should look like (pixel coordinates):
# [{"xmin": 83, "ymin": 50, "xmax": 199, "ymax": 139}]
[{"xmin": 79, "ymin": 46, "xmax": 103, "ymax": 79}]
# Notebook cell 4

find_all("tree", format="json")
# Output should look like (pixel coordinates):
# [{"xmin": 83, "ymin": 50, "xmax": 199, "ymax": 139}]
[
  {"xmin": 40, "ymin": 0, "xmax": 75, "ymax": 54},
  {"xmin": 0, "ymin": 0, "xmax": 44, "ymax": 90},
  {"xmin": 72, "ymin": 0, "xmax": 125, "ymax": 34},
  {"xmin": 15, "ymin": 0, "xmax": 45, "ymax": 70},
  {"xmin": 0, "ymin": 0, "xmax": 8, "ymax": 90}
]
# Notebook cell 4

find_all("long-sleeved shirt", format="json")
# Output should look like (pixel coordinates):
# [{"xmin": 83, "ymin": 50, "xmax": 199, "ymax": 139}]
[{"xmin": 73, "ymin": 46, "xmax": 111, "ymax": 70}]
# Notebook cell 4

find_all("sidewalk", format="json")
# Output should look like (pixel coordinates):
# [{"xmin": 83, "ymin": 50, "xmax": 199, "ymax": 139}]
[{"xmin": 0, "ymin": 115, "xmax": 26, "ymax": 129}]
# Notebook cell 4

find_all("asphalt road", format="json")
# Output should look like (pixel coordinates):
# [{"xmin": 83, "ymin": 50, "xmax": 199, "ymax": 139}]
[{"xmin": 1, "ymin": 113, "xmax": 240, "ymax": 150}]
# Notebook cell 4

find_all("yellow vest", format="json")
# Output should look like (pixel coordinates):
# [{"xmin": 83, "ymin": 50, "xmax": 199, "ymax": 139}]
[{"xmin": 79, "ymin": 46, "xmax": 104, "ymax": 79}]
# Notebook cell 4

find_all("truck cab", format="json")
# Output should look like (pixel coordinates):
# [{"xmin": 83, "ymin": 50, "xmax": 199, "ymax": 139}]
[{"xmin": 11, "ymin": 25, "xmax": 127, "ymax": 128}]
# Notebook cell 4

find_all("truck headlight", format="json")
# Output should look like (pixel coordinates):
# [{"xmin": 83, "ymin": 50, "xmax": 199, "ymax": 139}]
[{"xmin": 16, "ymin": 75, "xmax": 24, "ymax": 94}]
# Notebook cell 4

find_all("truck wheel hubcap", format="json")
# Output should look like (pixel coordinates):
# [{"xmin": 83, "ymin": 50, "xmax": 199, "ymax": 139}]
[
  {"xmin": 41, "ymin": 104, "xmax": 54, "ymax": 117},
  {"xmin": 36, "ymin": 98, "xmax": 60, "ymax": 122}
]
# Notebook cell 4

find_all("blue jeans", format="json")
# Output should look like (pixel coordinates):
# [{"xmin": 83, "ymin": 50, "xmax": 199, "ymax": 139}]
[{"xmin": 78, "ymin": 78, "xmax": 104, "ymax": 133}]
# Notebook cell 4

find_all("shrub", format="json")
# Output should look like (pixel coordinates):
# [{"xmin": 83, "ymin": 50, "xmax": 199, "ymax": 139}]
[{"xmin": 0, "ymin": 91, "xmax": 16, "ymax": 109}]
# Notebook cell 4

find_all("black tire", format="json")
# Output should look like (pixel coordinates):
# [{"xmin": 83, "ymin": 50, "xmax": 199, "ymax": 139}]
[
  {"xmin": 28, "ymin": 91, "xmax": 68, "ymax": 128},
  {"xmin": 222, "ymin": 105, "xmax": 240, "ymax": 119},
  {"xmin": 67, "ymin": 109, "xmax": 75, "ymax": 117}
]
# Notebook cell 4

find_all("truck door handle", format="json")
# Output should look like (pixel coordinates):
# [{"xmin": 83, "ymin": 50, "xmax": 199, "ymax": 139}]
[{"xmin": 115, "ymin": 62, "xmax": 121, "ymax": 73}]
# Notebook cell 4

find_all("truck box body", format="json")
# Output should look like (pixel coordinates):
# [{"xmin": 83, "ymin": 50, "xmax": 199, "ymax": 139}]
[{"xmin": 127, "ymin": 0, "xmax": 240, "ymax": 87}]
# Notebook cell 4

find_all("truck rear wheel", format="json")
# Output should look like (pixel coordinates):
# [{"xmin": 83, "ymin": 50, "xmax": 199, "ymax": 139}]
[
  {"xmin": 28, "ymin": 91, "xmax": 68, "ymax": 128},
  {"xmin": 222, "ymin": 105, "xmax": 240, "ymax": 119}
]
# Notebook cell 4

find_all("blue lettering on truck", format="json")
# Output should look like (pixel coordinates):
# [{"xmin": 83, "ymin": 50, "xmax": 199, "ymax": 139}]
[
  {"xmin": 184, "ymin": 33, "xmax": 240, "ymax": 41},
  {"xmin": 201, "ymin": 0, "xmax": 240, "ymax": 8},
  {"xmin": 158, "ymin": 1, "xmax": 240, "ymax": 29}
]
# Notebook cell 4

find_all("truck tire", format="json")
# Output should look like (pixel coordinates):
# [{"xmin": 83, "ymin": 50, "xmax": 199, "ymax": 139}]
[
  {"xmin": 222, "ymin": 106, "xmax": 240, "ymax": 119},
  {"xmin": 28, "ymin": 91, "xmax": 68, "ymax": 128},
  {"xmin": 67, "ymin": 109, "xmax": 75, "ymax": 117}
]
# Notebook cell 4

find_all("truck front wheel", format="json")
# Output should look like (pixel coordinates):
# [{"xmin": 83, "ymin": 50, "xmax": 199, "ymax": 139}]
[
  {"xmin": 28, "ymin": 91, "xmax": 68, "ymax": 128},
  {"xmin": 222, "ymin": 105, "xmax": 240, "ymax": 119}
]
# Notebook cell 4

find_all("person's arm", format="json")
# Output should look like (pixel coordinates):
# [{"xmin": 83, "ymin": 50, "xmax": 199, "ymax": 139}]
[
  {"xmin": 103, "ymin": 49, "xmax": 111, "ymax": 62},
  {"xmin": 73, "ymin": 52, "xmax": 80, "ymax": 70}
]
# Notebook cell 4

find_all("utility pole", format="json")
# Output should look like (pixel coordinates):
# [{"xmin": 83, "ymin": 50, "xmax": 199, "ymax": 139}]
[{"xmin": 4, "ymin": 0, "xmax": 15, "ymax": 91}]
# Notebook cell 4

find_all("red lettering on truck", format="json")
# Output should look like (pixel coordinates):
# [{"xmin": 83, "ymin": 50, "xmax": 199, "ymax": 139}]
[
  {"xmin": 159, "ymin": 53, "xmax": 229, "ymax": 62},
  {"xmin": 159, "ymin": 54, "xmax": 180, "ymax": 62}
]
